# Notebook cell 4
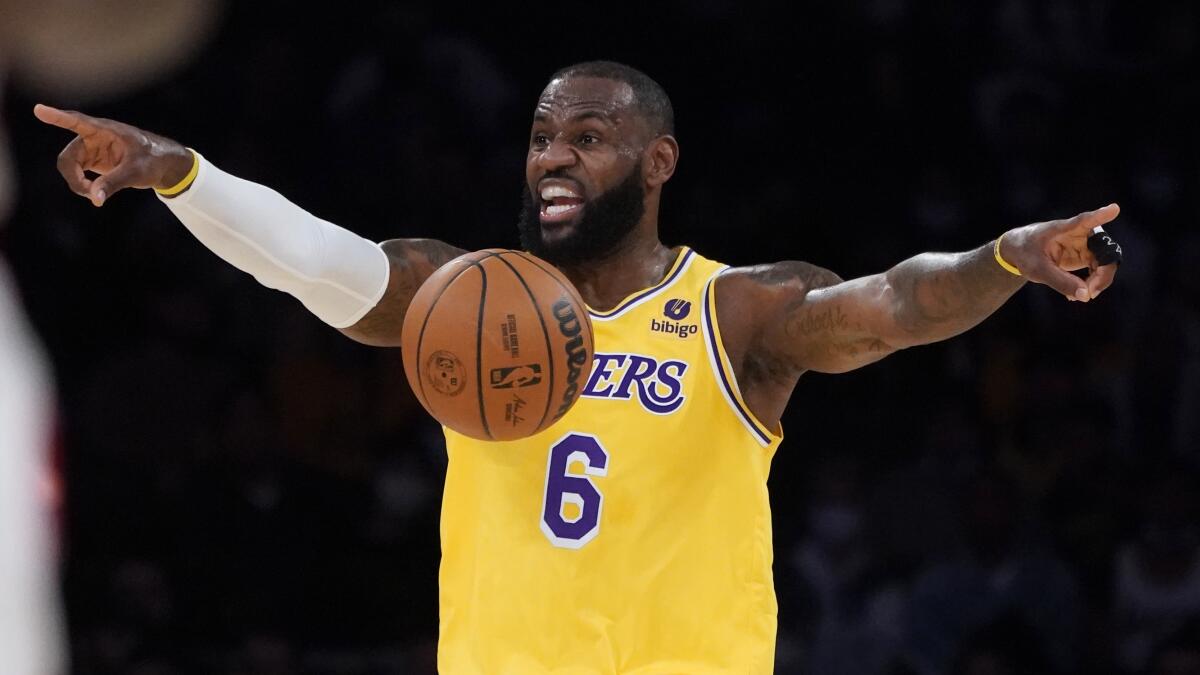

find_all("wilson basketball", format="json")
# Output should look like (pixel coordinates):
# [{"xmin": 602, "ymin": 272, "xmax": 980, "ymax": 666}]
[{"xmin": 400, "ymin": 249, "xmax": 594, "ymax": 441}]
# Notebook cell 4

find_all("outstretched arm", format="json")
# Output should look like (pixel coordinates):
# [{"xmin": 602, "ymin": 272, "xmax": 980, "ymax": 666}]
[
  {"xmin": 721, "ymin": 205, "xmax": 1121, "ymax": 375},
  {"xmin": 34, "ymin": 104, "xmax": 465, "ymax": 347}
]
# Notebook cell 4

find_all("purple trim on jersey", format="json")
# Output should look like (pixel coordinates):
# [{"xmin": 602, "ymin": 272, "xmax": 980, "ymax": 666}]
[
  {"xmin": 588, "ymin": 248, "xmax": 696, "ymax": 319},
  {"xmin": 702, "ymin": 279, "xmax": 773, "ymax": 446}
]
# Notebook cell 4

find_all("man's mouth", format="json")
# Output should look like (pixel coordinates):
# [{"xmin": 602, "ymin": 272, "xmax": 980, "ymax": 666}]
[{"xmin": 539, "ymin": 183, "xmax": 586, "ymax": 224}]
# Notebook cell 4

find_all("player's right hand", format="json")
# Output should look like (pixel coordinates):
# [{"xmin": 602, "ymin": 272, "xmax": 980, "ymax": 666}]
[
  {"xmin": 33, "ymin": 104, "xmax": 193, "ymax": 207},
  {"xmin": 998, "ymin": 203, "xmax": 1122, "ymax": 302}
]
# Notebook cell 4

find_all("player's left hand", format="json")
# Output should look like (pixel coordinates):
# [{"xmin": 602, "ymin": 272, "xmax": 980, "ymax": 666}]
[{"xmin": 998, "ymin": 203, "xmax": 1122, "ymax": 302}]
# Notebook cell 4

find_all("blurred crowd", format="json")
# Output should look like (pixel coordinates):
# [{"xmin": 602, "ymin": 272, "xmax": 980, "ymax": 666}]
[{"xmin": 3, "ymin": 0, "xmax": 1199, "ymax": 673}]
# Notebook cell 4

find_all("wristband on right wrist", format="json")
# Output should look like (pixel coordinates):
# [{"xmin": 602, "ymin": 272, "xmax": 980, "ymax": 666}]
[
  {"xmin": 155, "ymin": 148, "xmax": 200, "ymax": 197},
  {"xmin": 994, "ymin": 232, "xmax": 1022, "ymax": 276}
]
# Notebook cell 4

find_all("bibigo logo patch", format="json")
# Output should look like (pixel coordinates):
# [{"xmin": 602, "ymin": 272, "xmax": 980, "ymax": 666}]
[{"xmin": 651, "ymin": 298, "xmax": 698, "ymax": 339}]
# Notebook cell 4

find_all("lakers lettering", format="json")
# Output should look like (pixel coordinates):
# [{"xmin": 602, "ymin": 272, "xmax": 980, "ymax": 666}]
[{"xmin": 581, "ymin": 352, "xmax": 688, "ymax": 414}]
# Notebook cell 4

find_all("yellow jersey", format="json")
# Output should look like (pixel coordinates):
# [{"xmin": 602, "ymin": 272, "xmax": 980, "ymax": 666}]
[{"xmin": 439, "ymin": 247, "xmax": 783, "ymax": 674}]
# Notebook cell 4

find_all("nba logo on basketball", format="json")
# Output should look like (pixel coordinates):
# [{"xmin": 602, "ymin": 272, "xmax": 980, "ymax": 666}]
[{"xmin": 651, "ymin": 298, "xmax": 698, "ymax": 338}]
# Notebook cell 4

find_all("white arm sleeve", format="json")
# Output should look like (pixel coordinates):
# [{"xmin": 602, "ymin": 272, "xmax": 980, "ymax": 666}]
[{"xmin": 157, "ymin": 153, "xmax": 390, "ymax": 328}]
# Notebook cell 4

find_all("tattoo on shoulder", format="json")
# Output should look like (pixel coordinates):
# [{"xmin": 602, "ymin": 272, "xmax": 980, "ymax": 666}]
[
  {"xmin": 394, "ymin": 238, "xmax": 464, "ymax": 268},
  {"xmin": 725, "ymin": 260, "xmax": 847, "ymax": 383},
  {"xmin": 744, "ymin": 260, "xmax": 844, "ymax": 290}
]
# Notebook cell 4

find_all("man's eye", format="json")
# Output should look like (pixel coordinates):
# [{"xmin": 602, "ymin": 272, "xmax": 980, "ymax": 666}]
[
  {"xmin": 580, "ymin": 134, "xmax": 599, "ymax": 145},
  {"xmin": 532, "ymin": 134, "xmax": 549, "ymax": 146}
]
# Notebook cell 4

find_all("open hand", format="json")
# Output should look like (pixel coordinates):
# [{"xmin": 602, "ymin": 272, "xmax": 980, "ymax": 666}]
[
  {"xmin": 999, "ymin": 204, "xmax": 1121, "ymax": 302},
  {"xmin": 33, "ymin": 104, "xmax": 193, "ymax": 207}
]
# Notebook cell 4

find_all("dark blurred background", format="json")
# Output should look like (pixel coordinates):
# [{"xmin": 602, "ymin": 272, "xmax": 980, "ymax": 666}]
[{"xmin": 2, "ymin": 0, "xmax": 1199, "ymax": 673}]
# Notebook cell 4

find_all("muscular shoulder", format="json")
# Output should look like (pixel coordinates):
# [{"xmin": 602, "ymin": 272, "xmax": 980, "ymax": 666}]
[
  {"xmin": 716, "ymin": 261, "xmax": 844, "ymax": 307},
  {"xmin": 714, "ymin": 260, "xmax": 844, "ymax": 385}
]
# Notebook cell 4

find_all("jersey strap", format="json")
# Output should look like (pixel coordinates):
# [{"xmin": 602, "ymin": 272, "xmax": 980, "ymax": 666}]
[{"xmin": 700, "ymin": 271, "xmax": 781, "ymax": 447}]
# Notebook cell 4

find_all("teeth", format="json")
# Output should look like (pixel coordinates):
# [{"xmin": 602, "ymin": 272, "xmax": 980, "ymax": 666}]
[
  {"xmin": 541, "ymin": 185, "xmax": 580, "ymax": 200},
  {"xmin": 545, "ymin": 204, "xmax": 579, "ymax": 216}
]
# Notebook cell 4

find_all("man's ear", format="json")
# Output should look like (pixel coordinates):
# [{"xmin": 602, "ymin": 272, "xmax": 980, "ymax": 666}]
[{"xmin": 645, "ymin": 135, "xmax": 679, "ymax": 188}]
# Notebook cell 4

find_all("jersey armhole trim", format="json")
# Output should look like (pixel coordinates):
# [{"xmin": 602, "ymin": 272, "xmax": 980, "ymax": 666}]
[{"xmin": 701, "ymin": 270, "xmax": 782, "ymax": 448}]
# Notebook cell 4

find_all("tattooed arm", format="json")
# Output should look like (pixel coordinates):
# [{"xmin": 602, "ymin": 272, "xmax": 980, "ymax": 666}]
[
  {"xmin": 723, "ymin": 245, "xmax": 1027, "ymax": 378},
  {"xmin": 719, "ymin": 204, "xmax": 1122, "ymax": 380},
  {"xmin": 339, "ymin": 238, "xmax": 466, "ymax": 346}
]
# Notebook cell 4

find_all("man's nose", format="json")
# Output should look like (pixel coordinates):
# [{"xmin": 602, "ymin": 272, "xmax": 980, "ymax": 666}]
[{"xmin": 536, "ymin": 139, "xmax": 577, "ymax": 172}]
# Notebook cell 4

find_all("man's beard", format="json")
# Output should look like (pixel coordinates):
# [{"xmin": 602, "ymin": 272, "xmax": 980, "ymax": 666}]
[{"xmin": 517, "ymin": 163, "xmax": 645, "ymax": 267}]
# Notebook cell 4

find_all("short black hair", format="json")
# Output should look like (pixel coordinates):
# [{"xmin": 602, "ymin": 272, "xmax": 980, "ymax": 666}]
[{"xmin": 548, "ymin": 61, "xmax": 675, "ymax": 137}]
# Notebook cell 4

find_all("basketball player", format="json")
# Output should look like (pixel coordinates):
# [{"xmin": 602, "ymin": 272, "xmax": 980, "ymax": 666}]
[{"xmin": 36, "ymin": 61, "xmax": 1122, "ymax": 673}]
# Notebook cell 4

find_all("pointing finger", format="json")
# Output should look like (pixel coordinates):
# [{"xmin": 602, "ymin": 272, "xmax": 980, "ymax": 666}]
[
  {"xmin": 1055, "ymin": 203, "xmax": 1121, "ymax": 235},
  {"xmin": 33, "ymin": 104, "xmax": 102, "ymax": 136}
]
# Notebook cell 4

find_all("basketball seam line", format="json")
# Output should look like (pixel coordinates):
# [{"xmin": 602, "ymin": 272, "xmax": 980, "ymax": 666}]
[
  {"xmin": 508, "ymin": 252, "xmax": 593, "ymax": 421},
  {"xmin": 494, "ymin": 253, "xmax": 555, "ymax": 434},
  {"xmin": 509, "ymin": 251, "xmax": 588, "ymax": 323},
  {"xmin": 474, "ymin": 262, "xmax": 493, "ymax": 440}
]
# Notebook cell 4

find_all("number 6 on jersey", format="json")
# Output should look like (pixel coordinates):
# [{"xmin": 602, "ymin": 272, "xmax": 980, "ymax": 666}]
[{"xmin": 541, "ymin": 432, "xmax": 610, "ymax": 549}]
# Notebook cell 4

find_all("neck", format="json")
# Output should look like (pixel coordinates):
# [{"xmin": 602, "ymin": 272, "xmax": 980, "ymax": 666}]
[{"xmin": 558, "ymin": 229, "xmax": 677, "ymax": 312}]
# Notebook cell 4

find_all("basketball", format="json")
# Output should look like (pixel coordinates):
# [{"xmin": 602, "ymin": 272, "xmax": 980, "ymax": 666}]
[{"xmin": 400, "ymin": 249, "xmax": 594, "ymax": 441}]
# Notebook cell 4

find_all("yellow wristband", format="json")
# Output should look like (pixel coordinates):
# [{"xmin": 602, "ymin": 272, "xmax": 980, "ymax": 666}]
[
  {"xmin": 154, "ymin": 148, "xmax": 199, "ymax": 197},
  {"xmin": 994, "ymin": 232, "xmax": 1022, "ymax": 276}
]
